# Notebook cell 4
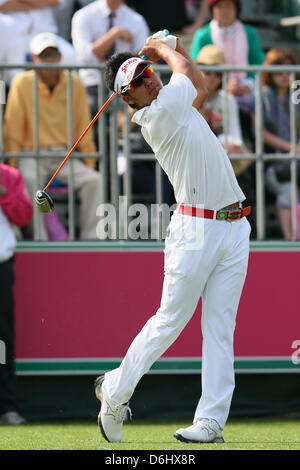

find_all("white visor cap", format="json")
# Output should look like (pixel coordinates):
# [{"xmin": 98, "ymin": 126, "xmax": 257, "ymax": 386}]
[
  {"xmin": 30, "ymin": 32, "xmax": 60, "ymax": 56},
  {"xmin": 114, "ymin": 57, "xmax": 150, "ymax": 94}
]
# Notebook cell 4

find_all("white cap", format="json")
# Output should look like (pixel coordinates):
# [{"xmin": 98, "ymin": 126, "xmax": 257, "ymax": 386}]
[
  {"xmin": 30, "ymin": 32, "xmax": 60, "ymax": 56},
  {"xmin": 114, "ymin": 57, "xmax": 150, "ymax": 94}
]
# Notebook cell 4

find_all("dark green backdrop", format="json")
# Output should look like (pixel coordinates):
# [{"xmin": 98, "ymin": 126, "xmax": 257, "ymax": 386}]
[{"xmin": 16, "ymin": 374, "xmax": 300, "ymax": 422}]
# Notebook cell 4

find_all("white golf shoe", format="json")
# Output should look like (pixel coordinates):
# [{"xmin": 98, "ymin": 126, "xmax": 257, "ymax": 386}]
[
  {"xmin": 174, "ymin": 418, "xmax": 224, "ymax": 443},
  {"xmin": 94, "ymin": 375, "xmax": 131, "ymax": 443}
]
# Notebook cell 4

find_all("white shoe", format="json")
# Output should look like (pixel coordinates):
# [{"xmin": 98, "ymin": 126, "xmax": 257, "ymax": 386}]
[
  {"xmin": 94, "ymin": 375, "xmax": 131, "ymax": 443},
  {"xmin": 174, "ymin": 418, "xmax": 224, "ymax": 443}
]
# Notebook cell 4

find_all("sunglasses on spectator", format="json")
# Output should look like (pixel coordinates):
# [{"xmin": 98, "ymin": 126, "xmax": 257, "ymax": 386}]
[{"xmin": 122, "ymin": 66, "xmax": 153, "ymax": 94}]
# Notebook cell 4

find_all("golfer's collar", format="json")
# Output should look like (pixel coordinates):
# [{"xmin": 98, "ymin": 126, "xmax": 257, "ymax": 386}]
[{"xmin": 131, "ymin": 106, "xmax": 149, "ymax": 124}]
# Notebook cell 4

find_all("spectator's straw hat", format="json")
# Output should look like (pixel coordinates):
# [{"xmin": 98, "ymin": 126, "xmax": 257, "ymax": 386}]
[
  {"xmin": 30, "ymin": 32, "xmax": 60, "ymax": 56},
  {"xmin": 196, "ymin": 45, "xmax": 226, "ymax": 65}
]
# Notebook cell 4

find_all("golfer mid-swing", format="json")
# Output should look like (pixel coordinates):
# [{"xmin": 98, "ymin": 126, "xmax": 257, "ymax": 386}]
[{"xmin": 95, "ymin": 33, "xmax": 251, "ymax": 444}]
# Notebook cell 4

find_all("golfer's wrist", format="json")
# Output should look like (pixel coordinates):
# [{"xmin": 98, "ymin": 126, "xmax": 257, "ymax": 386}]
[
  {"xmin": 175, "ymin": 39, "xmax": 185, "ymax": 55},
  {"xmin": 158, "ymin": 42, "xmax": 178, "ymax": 61}
]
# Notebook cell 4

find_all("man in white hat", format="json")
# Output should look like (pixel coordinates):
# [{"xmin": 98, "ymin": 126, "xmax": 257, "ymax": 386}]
[
  {"xmin": 5, "ymin": 32, "xmax": 102, "ymax": 240},
  {"xmin": 94, "ymin": 34, "xmax": 251, "ymax": 444}
]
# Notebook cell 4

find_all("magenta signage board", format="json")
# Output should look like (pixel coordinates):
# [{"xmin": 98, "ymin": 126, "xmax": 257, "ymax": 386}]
[{"xmin": 13, "ymin": 244, "xmax": 300, "ymax": 374}]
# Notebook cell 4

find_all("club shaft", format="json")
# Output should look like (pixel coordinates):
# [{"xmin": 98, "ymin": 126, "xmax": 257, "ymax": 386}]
[{"xmin": 44, "ymin": 92, "xmax": 117, "ymax": 190}]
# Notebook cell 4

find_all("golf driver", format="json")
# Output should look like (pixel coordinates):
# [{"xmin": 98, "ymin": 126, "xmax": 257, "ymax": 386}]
[
  {"xmin": 35, "ymin": 92, "xmax": 117, "ymax": 213},
  {"xmin": 35, "ymin": 29, "xmax": 169, "ymax": 213}
]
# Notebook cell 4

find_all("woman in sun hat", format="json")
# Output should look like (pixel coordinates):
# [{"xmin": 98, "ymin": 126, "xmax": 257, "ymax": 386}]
[
  {"xmin": 196, "ymin": 44, "xmax": 253, "ymax": 177},
  {"xmin": 190, "ymin": 0, "xmax": 264, "ymax": 153},
  {"xmin": 190, "ymin": 0, "xmax": 265, "ymax": 86}
]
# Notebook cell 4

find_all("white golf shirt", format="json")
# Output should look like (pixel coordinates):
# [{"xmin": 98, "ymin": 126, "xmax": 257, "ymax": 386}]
[
  {"xmin": 132, "ymin": 73, "xmax": 245, "ymax": 210},
  {"xmin": 71, "ymin": 0, "xmax": 149, "ymax": 87}
]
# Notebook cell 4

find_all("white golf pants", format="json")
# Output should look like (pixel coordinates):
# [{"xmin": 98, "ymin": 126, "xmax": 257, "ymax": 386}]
[{"xmin": 105, "ymin": 211, "xmax": 251, "ymax": 429}]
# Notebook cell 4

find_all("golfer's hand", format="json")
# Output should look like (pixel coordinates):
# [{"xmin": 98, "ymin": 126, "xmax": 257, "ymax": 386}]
[
  {"xmin": 139, "ymin": 39, "xmax": 166, "ymax": 63},
  {"xmin": 148, "ymin": 31, "xmax": 178, "ymax": 50}
]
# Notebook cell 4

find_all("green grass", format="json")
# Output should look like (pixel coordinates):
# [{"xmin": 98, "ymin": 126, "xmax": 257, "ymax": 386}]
[{"xmin": 0, "ymin": 417, "xmax": 299, "ymax": 450}]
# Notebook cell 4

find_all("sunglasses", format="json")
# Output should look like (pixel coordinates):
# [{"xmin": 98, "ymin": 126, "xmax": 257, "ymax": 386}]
[{"xmin": 122, "ymin": 66, "xmax": 153, "ymax": 94}]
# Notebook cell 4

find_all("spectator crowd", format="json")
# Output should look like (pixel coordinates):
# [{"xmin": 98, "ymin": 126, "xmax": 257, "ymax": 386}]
[{"xmin": 0, "ymin": 0, "xmax": 299, "ymax": 242}]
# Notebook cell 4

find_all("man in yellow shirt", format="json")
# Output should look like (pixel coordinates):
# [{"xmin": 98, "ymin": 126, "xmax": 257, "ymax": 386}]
[{"xmin": 4, "ymin": 32, "xmax": 102, "ymax": 240}]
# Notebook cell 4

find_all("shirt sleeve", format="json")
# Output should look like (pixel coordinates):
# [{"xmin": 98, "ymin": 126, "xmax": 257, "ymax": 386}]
[
  {"xmin": 157, "ymin": 73, "xmax": 197, "ymax": 125},
  {"xmin": 71, "ymin": 9, "xmax": 99, "ymax": 65},
  {"xmin": 189, "ymin": 27, "xmax": 210, "ymax": 61},
  {"xmin": 3, "ymin": 30, "xmax": 25, "ymax": 84},
  {"xmin": 247, "ymin": 26, "xmax": 265, "ymax": 65}
]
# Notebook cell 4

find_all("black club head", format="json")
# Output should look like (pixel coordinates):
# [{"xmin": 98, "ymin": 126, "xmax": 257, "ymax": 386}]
[{"xmin": 35, "ymin": 189, "xmax": 54, "ymax": 213}]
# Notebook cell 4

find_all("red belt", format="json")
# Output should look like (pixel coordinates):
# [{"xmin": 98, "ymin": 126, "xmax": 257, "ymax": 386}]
[{"xmin": 177, "ymin": 204, "xmax": 252, "ymax": 221}]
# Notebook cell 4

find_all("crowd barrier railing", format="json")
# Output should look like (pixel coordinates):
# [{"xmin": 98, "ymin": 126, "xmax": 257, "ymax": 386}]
[{"xmin": 0, "ymin": 63, "xmax": 299, "ymax": 241}]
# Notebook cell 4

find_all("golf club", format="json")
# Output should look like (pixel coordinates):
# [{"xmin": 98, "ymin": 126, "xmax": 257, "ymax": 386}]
[
  {"xmin": 35, "ymin": 29, "xmax": 169, "ymax": 214},
  {"xmin": 35, "ymin": 92, "xmax": 117, "ymax": 213}
]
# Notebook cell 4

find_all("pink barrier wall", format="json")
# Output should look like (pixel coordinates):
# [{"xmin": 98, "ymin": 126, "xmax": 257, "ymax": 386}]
[{"xmin": 13, "ymin": 249, "xmax": 300, "ymax": 361}]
